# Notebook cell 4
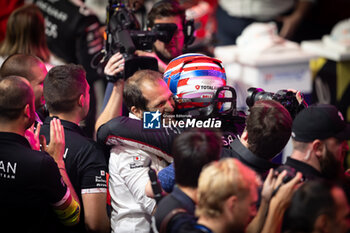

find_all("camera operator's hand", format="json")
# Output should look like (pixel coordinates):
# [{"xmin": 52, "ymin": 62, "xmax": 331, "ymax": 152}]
[
  {"xmin": 260, "ymin": 171, "xmax": 303, "ymax": 233},
  {"xmin": 287, "ymin": 89, "xmax": 308, "ymax": 107},
  {"xmin": 271, "ymin": 171, "xmax": 303, "ymax": 210},
  {"xmin": 261, "ymin": 169, "xmax": 279, "ymax": 202},
  {"xmin": 135, "ymin": 50, "xmax": 167, "ymax": 73},
  {"xmin": 246, "ymin": 169, "xmax": 275, "ymax": 233},
  {"xmin": 104, "ymin": 52, "xmax": 125, "ymax": 76}
]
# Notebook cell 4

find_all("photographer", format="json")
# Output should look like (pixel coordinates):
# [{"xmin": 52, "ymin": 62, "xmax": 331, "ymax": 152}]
[
  {"xmin": 98, "ymin": 0, "xmax": 194, "ymax": 116},
  {"xmin": 223, "ymin": 99, "xmax": 293, "ymax": 178},
  {"xmin": 139, "ymin": 0, "xmax": 191, "ymax": 72},
  {"xmin": 105, "ymin": 0, "xmax": 191, "ymax": 73}
]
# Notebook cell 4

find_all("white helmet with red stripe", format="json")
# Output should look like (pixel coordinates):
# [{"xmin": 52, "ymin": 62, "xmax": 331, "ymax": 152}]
[{"xmin": 163, "ymin": 53, "xmax": 227, "ymax": 112}]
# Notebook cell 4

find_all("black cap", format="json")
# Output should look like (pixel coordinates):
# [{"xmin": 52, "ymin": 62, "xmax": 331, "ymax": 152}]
[{"xmin": 292, "ymin": 104, "xmax": 350, "ymax": 142}]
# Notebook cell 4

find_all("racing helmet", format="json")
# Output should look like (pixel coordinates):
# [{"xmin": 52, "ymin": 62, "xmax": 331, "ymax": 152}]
[{"xmin": 163, "ymin": 53, "xmax": 227, "ymax": 113}]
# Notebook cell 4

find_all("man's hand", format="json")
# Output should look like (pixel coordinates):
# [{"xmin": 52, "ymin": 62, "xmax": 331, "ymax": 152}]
[
  {"xmin": 104, "ymin": 52, "xmax": 125, "ymax": 76},
  {"xmin": 261, "ymin": 169, "xmax": 278, "ymax": 202},
  {"xmin": 25, "ymin": 123, "xmax": 42, "ymax": 151},
  {"xmin": 270, "ymin": 171, "xmax": 303, "ymax": 210},
  {"xmin": 41, "ymin": 118, "xmax": 65, "ymax": 166}
]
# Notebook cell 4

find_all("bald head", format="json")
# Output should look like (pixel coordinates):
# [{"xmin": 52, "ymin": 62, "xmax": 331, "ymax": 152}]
[
  {"xmin": 0, "ymin": 75, "xmax": 35, "ymax": 122},
  {"xmin": 0, "ymin": 54, "xmax": 47, "ymax": 109}
]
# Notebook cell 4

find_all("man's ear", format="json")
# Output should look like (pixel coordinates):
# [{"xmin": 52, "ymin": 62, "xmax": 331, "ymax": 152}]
[
  {"xmin": 23, "ymin": 104, "xmax": 31, "ymax": 119},
  {"xmin": 130, "ymin": 106, "xmax": 143, "ymax": 119},
  {"xmin": 312, "ymin": 139, "xmax": 324, "ymax": 159},
  {"xmin": 314, "ymin": 214, "xmax": 332, "ymax": 233},
  {"xmin": 226, "ymin": 195, "xmax": 238, "ymax": 212},
  {"xmin": 240, "ymin": 129, "xmax": 249, "ymax": 147},
  {"xmin": 78, "ymin": 94, "xmax": 85, "ymax": 107}
]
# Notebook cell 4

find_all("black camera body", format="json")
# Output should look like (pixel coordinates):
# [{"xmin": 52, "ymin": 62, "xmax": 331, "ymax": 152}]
[
  {"xmin": 103, "ymin": 1, "xmax": 179, "ymax": 82},
  {"xmin": 107, "ymin": 3, "xmax": 177, "ymax": 57},
  {"xmin": 275, "ymin": 165, "xmax": 306, "ymax": 183},
  {"xmin": 246, "ymin": 87, "xmax": 304, "ymax": 119}
]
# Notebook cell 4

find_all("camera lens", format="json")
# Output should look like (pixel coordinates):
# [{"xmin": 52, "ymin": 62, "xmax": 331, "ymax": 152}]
[{"xmin": 246, "ymin": 87, "xmax": 274, "ymax": 107}]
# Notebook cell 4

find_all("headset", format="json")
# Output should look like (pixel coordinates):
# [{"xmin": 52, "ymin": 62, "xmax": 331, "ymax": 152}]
[{"xmin": 147, "ymin": 0, "xmax": 195, "ymax": 47}]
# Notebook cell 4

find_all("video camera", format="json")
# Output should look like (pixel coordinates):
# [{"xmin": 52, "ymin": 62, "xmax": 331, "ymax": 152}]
[
  {"xmin": 246, "ymin": 87, "xmax": 306, "ymax": 119},
  {"xmin": 102, "ymin": 0, "xmax": 179, "ymax": 82}
]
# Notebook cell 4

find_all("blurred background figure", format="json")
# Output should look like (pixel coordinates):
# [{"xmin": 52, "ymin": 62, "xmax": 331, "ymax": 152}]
[
  {"xmin": 0, "ymin": 4, "xmax": 52, "ymax": 69},
  {"xmin": 215, "ymin": 0, "xmax": 315, "ymax": 46},
  {"xmin": 33, "ymin": 0, "xmax": 105, "ymax": 138},
  {"xmin": 0, "ymin": 0, "xmax": 24, "ymax": 42}
]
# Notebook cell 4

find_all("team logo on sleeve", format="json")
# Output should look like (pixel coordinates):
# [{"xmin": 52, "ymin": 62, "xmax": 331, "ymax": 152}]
[
  {"xmin": 143, "ymin": 110, "xmax": 161, "ymax": 129},
  {"xmin": 133, "ymin": 156, "xmax": 144, "ymax": 162}
]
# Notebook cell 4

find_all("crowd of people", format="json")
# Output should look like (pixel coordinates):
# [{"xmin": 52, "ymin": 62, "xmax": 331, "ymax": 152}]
[{"xmin": 0, "ymin": 1, "xmax": 350, "ymax": 233}]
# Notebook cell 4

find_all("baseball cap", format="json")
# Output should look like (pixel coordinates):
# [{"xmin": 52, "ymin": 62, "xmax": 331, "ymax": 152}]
[{"xmin": 292, "ymin": 104, "xmax": 350, "ymax": 142}]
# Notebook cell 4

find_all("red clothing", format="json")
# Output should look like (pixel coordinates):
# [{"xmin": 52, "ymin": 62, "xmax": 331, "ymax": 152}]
[{"xmin": 0, "ymin": 0, "xmax": 24, "ymax": 42}]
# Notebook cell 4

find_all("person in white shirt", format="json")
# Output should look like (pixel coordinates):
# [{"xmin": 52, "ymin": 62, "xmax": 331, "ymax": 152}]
[{"xmin": 216, "ymin": 0, "xmax": 315, "ymax": 45}]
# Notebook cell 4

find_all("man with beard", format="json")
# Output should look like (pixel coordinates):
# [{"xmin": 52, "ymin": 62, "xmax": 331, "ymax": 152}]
[
  {"xmin": 139, "ymin": 0, "xmax": 191, "ymax": 72},
  {"xmin": 284, "ymin": 104, "xmax": 350, "ymax": 181}
]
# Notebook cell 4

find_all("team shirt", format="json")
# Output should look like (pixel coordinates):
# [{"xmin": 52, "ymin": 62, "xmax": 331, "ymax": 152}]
[
  {"xmin": 0, "ymin": 132, "xmax": 79, "ymax": 232},
  {"xmin": 40, "ymin": 117, "xmax": 108, "ymax": 233}
]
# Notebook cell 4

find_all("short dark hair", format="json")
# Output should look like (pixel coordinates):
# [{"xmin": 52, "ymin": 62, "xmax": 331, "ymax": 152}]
[
  {"xmin": 0, "ymin": 75, "xmax": 34, "ymax": 120},
  {"xmin": 147, "ymin": 0, "xmax": 185, "ymax": 28},
  {"xmin": 173, "ymin": 128, "xmax": 222, "ymax": 188},
  {"xmin": 0, "ymin": 54, "xmax": 44, "ymax": 82},
  {"xmin": 44, "ymin": 64, "xmax": 87, "ymax": 114},
  {"xmin": 246, "ymin": 100, "xmax": 292, "ymax": 160},
  {"xmin": 123, "ymin": 69, "xmax": 163, "ymax": 111},
  {"xmin": 283, "ymin": 180, "xmax": 337, "ymax": 233}
]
